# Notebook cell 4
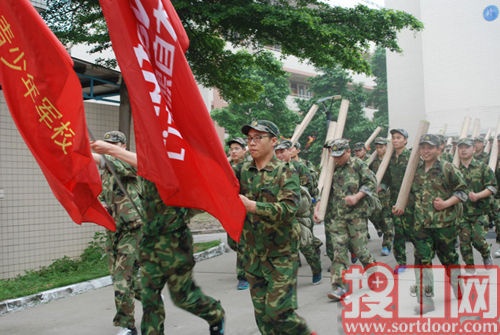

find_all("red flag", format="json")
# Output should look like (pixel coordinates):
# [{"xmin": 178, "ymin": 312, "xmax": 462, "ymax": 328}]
[
  {"xmin": 0, "ymin": 0, "xmax": 115, "ymax": 231},
  {"xmin": 99, "ymin": 0, "xmax": 245, "ymax": 241}
]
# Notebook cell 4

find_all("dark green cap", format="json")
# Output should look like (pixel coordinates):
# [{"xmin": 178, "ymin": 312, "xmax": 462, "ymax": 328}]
[
  {"xmin": 419, "ymin": 134, "xmax": 440, "ymax": 146},
  {"xmin": 275, "ymin": 139, "xmax": 293, "ymax": 150},
  {"xmin": 374, "ymin": 137, "xmax": 388, "ymax": 145},
  {"xmin": 330, "ymin": 138, "xmax": 350, "ymax": 157},
  {"xmin": 353, "ymin": 142, "xmax": 365, "ymax": 151},
  {"xmin": 242, "ymin": 120, "xmax": 279, "ymax": 138},
  {"xmin": 103, "ymin": 130, "xmax": 126, "ymax": 144},
  {"xmin": 457, "ymin": 137, "xmax": 474, "ymax": 147},
  {"xmin": 227, "ymin": 137, "xmax": 246, "ymax": 148}
]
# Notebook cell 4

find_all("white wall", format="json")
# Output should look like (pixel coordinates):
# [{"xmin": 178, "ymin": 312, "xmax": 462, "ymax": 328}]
[{"xmin": 386, "ymin": 0, "xmax": 500, "ymax": 142}]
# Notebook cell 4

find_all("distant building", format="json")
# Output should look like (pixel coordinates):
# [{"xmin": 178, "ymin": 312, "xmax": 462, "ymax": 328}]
[{"xmin": 386, "ymin": 0, "xmax": 500, "ymax": 141}]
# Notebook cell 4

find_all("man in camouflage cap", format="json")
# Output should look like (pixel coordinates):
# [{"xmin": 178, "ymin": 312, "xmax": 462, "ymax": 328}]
[
  {"xmin": 275, "ymin": 139, "xmax": 322, "ymax": 285},
  {"xmin": 383, "ymin": 128, "xmax": 415, "ymax": 274},
  {"xmin": 368, "ymin": 136, "xmax": 394, "ymax": 256},
  {"xmin": 314, "ymin": 138, "xmax": 377, "ymax": 301},
  {"xmin": 473, "ymin": 136, "xmax": 489, "ymax": 163},
  {"xmin": 226, "ymin": 137, "xmax": 249, "ymax": 290},
  {"xmin": 456, "ymin": 137, "xmax": 496, "ymax": 269},
  {"xmin": 397, "ymin": 133, "xmax": 467, "ymax": 314},
  {"xmin": 92, "ymin": 131, "xmax": 142, "ymax": 335},
  {"xmin": 352, "ymin": 142, "xmax": 368, "ymax": 161},
  {"xmin": 237, "ymin": 120, "xmax": 315, "ymax": 334}
]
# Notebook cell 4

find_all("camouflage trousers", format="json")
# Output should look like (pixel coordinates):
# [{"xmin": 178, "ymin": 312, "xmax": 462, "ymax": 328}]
[
  {"xmin": 139, "ymin": 226, "xmax": 224, "ymax": 335},
  {"xmin": 412, "ymin": 226, "xmax": 459, "ymax": 303},
  {"xmin": 106, "ymin": 227, "xmax": 142, "ymax": 329},
  {"xmin": 245, "ymin": 253, "xmax": 311, "ymax": 335},
  {"xmin": 392, "ymin": 211, "xmax": 417, "ymax": 265},
  {"xmin": 227, "ymin": 234, "xmax": 247, "ymax": 281},
  {"xmin": 458, "ymin": 215, "xmax": 491, "ymax": 265},
  {"xmin": 298, "ymin": 220, "xmax": 322, "ymax": 276},
  {"xmin": 326, "ymin": 216, "xmax": 375, "ymax": 288},
  {"xmin": 369, "ymin": 207, "xmax": 394, "ymax": 250}
]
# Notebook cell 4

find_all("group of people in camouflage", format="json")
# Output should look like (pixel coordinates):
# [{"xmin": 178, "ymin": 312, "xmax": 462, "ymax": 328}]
[{"xmin": 90, "ymin": 118, "xmax": 499, "ymax": 334}]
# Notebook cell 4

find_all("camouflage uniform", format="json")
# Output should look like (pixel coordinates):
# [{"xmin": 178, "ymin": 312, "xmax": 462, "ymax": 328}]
[
  {"xmin": 227, "ymin": 151, "xmax": 247, "ymax": 285},
  {"xmin": 139, "ymin": 180, "xmax": 224, "ymax": 335},
  {"xmin": 458, "ymin": 155, "xmax": 497, "ymax": 266},
  {"xmin": 99, "ymin": 153, "xmax": 143, "ymax": 331},
  {"xmin": 324, "ymin": 155, "xmax": 377, "ymax": 289},
  {"xmin": 382, "ymin": 147, "xmax": 416, "ymax": 266},
  {"xmin": 369, "ymin": 154, "xmax": 394, "ymax": 251},
  {"xmin": 411, "ymin": 157, "xmax": 467, "ymax": 303},
  {"xmin": 237, "ymin": 156, "xmax": 311, "ymax": 335},
  {"xmin": 291, "ymin": 159, "xmax": 322, "ymax": 278}
]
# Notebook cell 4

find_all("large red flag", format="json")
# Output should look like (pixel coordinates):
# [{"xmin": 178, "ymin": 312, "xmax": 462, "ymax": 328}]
[
  {"xmin": 99, "ymin": 0, "xmax": 245, "ymax": 240},
  {"xmin": 0, "ymin": 0, "xmax": 115, "ymax": 231}
]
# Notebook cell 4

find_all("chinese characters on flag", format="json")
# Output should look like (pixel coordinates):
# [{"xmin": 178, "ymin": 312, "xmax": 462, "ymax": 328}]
[
  {"xmin": 0, "ymin": 0, "xmax": 115, "ymax": 231},
  {"xmin": 99, "ymin": 0, "xmax": 245, "ymax": 241}
]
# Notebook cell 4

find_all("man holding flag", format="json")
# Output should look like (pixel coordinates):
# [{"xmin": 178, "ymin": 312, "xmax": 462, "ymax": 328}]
[{"xmin": 91, "ymin": 139, "xmax": 226, "ymax": 335}]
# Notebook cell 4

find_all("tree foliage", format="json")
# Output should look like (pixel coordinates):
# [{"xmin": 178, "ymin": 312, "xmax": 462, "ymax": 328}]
[
  {"xmin": 42, "ymin": 0, "xmax": 422, "ymax": 103},
  {"xmin": 293, "ymin": 66, "xmax": 376, "ymax": 166},
  {"xmin": 211, "ymin": 52, "xmax": 299, "ymax": 141},
  {"xmin": 368, "ymin": 47, "xmax": 389, "ymax": 135}
]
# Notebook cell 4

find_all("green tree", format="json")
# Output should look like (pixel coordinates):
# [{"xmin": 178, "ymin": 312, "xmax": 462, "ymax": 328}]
[
  {"xmin": 293, "ymin": 66, "xmax": 376, "ymax": 166},
  {"xmin": 42, "ymin": 0, "xmax": 422, "ymax": 103},
  {"xmin": 368, "ymin": 47, "xmax": 389, "ymax": 134},
  {"xmin": 211, "ymin": 52, "xmax": 299, "ymax": 141}
]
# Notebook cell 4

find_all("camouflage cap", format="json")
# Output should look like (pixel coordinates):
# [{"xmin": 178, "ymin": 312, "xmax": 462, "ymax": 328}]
[
  {"xmin": 293, "ymin": 142, "xmax": 301, "ymax": 149},
  {"xmin": 353, "ymin": 142, "xmax": 365, "ymax": 151},
  {"xmin": 241, "ymin": 120, "xmax": 279, "ymax": 138},
  {"xmin": 227, "ymin": 137, "xmax": 246, "ymax": 148},
  {"xmin": 330, "ymin": 138, "xmax": 350, "ymax": 157},
  {"xmin": 275, "ymin": 139, "xmax": 293, "ymax": 150},
  {"xmin": 103, "ymin": 130, "xmax": 126, "ymax": 144},
  {"xmin": 473, "ymin": 136, "xmax": 485, "ymax": 143},
  {"xmin": 419, "ymin": 133, "xmax": 440, "ymax": 146},
  {"xmin": 390, "ymin": 128, "xmax": 409, "ymax": 139},
  {"xmin": 374, "ymin": 137, "xmax": 388, "ymax": 145},
  {"xmin": 457, "ymin": 137, "xmax": 474, "ymax": 147}
]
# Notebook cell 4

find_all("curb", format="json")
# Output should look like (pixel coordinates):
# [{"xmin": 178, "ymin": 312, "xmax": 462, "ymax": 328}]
[{"xmin": 0, "ymin": 242, "xmax": 226, "ymax": 316}]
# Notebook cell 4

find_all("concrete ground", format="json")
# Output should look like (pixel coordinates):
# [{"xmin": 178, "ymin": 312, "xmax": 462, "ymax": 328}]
[{"xmin": 1, "ymin": 223, "xmax": 499, "ymax": 335}]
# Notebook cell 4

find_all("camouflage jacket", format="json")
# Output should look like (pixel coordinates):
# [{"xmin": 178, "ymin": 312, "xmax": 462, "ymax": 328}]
[
  {"xmin": 237, "ymin": 156, "xmax": 301, "ymax": 257},
  {"xmin": 140, "ymin": 179, "xmax": 192, "ymax": 236},
  {"xmin": 369, "ymin": 155, "xmax": 390, "ymax": 203},
  {"xmin": 441, "ymin": 151, "xmax": 454, "ymax": 163},
  {"xmin": 459, "ymin": 158, "xmax": 498, "ymax": 217},
  {"xmin": 325, "ymin": 156, "xmax": 378, "ymax": 220},
  {"xmin": 100, "ymin": 155, "xmax": 143, "ymax": 231},
  {"xmin": 291, "ymin": 159, "xmax": 318, "ymax": 199},
  {"xmin": 412, "ymin": 159, "xmax": 467, "ymax": 229},
  {"xmin": 474, "ymin": 152, "xmax": 489, "ymax": 164},
  {"xmin": 382, "ymin": 147, "xmax": 411, "ymax": 204}
]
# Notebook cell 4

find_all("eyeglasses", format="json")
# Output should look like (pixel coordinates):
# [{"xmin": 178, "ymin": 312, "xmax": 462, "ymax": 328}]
[{"xmin": 246, "ymin": 134, "xmax": 271, "ymax": 143}]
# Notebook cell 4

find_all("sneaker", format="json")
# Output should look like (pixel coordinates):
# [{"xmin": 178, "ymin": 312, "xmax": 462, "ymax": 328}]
[
  {"xmin": 381, "ymin": 247, "xmax": 390, "ymax": 256},
  {"xmin": 312, "ymin": 273, "xmax": 322, "ymax": 285},
  {"xmin": 209, "ymin": 318, "xmax": 225, "ymax": 335},
  {"xmin": 237, "ymin": 279, "xmax": 249, "ymax": 290},
  {"xmin": 483, "ymin": 254, "xmax": 493, "ymax": 266},
  {"xmin": 494, "ymin": 249, "xmax": 500, "ymax": 258},
  {"xmin": 393, "ymin": 265, "xmax": 406, "ymax": 274},
  {"xmin": 415, "ymin": 300, "xmax": 435, "ymax": 315},
  {"xmin": 116, "ymin": 328, "xmax": 137, "ymax": 335},
  {"xmin": 327, "ymin": 286, "xmax": 347, "ymax": 301},
  {"xmin": 351, "ymin": 253, "xmax": 358, "ymax": 264}
]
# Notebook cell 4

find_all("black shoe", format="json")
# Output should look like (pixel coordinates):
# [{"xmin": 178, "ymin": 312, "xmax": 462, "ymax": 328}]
[{"xmin": 209, "ymin": 318, "xmax": 224, "ymax": 335}]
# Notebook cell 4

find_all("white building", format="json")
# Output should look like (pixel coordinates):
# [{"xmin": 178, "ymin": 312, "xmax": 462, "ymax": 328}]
[{"xmin": 386, "ymin": 0, "xmax": 500, "ymax": 141}]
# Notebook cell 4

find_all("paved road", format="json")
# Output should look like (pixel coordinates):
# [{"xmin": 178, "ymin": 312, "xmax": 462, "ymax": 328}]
[{"xmin": 1, "ymin": 223, "xmax": 499, "ymax": 334}]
